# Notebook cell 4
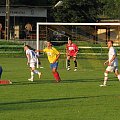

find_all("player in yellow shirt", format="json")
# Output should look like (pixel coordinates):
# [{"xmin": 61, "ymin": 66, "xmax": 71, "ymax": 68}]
[{"xmin": 37, "ymin": 40, "xmax": 61, "ymax": 82}]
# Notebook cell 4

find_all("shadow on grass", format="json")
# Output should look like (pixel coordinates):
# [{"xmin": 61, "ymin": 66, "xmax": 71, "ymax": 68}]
[
  {"xmin": 10, "ymin": 78, "xmax": 101, "ymax": 86},
  {"xmin": 0, "ymin": 77, "xmax": 118, "ymax": 86},
  {"xmin": 0, "ymin": 96, "xmax": 87, "ymax": 106},
  {"xmin": 0, "ymin": 94, "xmax": 119, "ymax": 106},
  {"xmin": 63, "ymin": 77, "xmax": 118, "ymax": 83}
]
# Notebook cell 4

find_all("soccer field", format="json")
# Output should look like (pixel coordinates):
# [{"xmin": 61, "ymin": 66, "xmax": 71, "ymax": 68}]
[{"xmin": 0, "ymin": 57, "xmax": 120, "ymax": 120}]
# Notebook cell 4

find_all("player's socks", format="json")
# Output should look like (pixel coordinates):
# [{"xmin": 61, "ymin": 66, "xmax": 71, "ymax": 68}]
[
  {"xmin": 74, "ymin": 67, "xmax": 77, "ymax": 71},
  {"xmin": 30, "ymin": 71, "xmax": 34, "ymax": 80},
  {"xmin": 38, "ymin": 72, "xmax": 42, "ymax": 78},
  {"xmin": 103, "ymin": 73, "xmax": 108, "ymax": 85},
  {"xmin": 67, "ymin": 60, "xmax": 70, "ymax": 68},
  {"xmin": 103, "ymin": 76, "xmax": 108, "ymax": 85},
  {"xmin": 117, "ymin": 74, "xmax": 120, "ymax": 81},
  {"xmin": 34, "ymin": 70, "xmax": 39, "ymax": 74},
  {"xmin": 74, "ymin": 60, "xmax": 77, "ymax": 68},
  {"xmin": 53, "ymin": 72, "xmax": 61, "ymax": 82},
  {"xmin": 34, "ymin": 70, "xmax": 41, "ymax": 79},
  {"xmin": 103, "ymin": 80, "xmax": 107, "ymax": 86},
  {"xmin": 67, "ymin": 67, "xmax": 70, "ymax": 71},
  {"xmin": 100, "ymin": 75, "xmax": 108, "ymax": 86}
]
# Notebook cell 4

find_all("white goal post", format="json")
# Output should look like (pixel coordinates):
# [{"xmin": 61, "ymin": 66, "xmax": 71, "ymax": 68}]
[{"xmin": 36, "ymin": 22, "xmax": 120, "ymax": 68}]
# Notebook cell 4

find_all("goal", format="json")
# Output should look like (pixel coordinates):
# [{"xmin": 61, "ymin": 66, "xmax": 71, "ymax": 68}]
[
  {"xmin": 36, "ymin": 22, "xmax": 120, "ymax": 49},
  {"xmin": 36, "ymin": 22, "xmax": 120, "ymax": 67}
]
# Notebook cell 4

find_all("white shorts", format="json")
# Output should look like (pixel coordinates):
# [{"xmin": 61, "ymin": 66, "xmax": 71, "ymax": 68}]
[
  {"xmin": 106, "ymin": 66, "xmax": 118, "ymax": 72},
  {"xmin": 29, "ymin": 58, "xmax": 37, "ymax": 68},
  {"xmin": 30, "ymin": 62, "xmax": 36, "ymax": 68}
]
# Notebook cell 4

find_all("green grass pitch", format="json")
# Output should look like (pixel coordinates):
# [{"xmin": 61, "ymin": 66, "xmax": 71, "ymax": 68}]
[{"xmin": 0, "ymin": 57, "xmax": 120, "ymax": 120}]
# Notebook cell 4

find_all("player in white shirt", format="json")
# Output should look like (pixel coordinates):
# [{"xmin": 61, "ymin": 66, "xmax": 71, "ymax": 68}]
[
  {"xmin": 24, "ymin": 45, "xmax": 41, "ymax": 81},
  {"xmin": 100, "ymin": 40, "xmax": 120, "ymax": 86}
]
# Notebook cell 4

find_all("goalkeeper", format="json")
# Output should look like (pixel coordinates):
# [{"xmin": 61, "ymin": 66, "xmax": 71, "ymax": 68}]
[{"xmin": 66, "ymin": 39, "xmax": 78, "ymax": 71}]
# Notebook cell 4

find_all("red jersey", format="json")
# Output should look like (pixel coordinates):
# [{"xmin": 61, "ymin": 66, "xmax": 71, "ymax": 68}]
[{"xmin": 66, "ymin": 43, "xmax": 78, "ymax": 56}]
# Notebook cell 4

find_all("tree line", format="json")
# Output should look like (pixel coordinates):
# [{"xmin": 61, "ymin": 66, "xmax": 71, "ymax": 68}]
[{"xmin": 50, "ymin": 0, "xmax": 120, "ymax": 22}]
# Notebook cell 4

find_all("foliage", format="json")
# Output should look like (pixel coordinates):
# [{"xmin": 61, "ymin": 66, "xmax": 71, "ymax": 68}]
[
  {"xmin": 1, "ymin": 0, "xmax": 120, "ymax": 20},
  {"xmin": 50, "ymin": 0, "xmax": 120, "ymax": 22},
  {"xmin": 50, "ymin": 0, "xmax": 104, "ymax": 22},
  {"xmin": 100, "ymin": 0, "xmax": 120, "ymax": 19}
]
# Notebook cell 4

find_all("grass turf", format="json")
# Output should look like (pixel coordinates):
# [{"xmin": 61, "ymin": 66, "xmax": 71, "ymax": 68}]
[{"xmin": 0, "ymin": 57, "xmax": 120, "ymax": 120}]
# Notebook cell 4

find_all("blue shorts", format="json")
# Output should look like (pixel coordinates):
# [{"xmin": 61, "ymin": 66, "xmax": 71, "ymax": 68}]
[
  {"xmin": 0, "ymin": 66, "xmax": 3, "ymax": 79},
  {"xmin": 50, "ymin": 62, "xmax": 58, "ymax": 69}
]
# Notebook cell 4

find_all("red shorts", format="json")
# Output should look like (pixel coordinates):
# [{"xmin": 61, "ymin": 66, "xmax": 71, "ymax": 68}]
[{"xmin": 69, "ymin": 53, "xmax": 76, "ymax": 57}]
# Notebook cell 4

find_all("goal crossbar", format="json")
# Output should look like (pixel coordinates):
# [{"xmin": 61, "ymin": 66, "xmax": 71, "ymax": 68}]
[{"xmin": 37, "ymin": 22, "xmax": 120, "ymax": 26}]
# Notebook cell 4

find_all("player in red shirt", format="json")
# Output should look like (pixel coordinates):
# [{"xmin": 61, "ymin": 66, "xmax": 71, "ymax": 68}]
[{"xmin": 66, "ymin": 39, "xmax": 78, "ymax": 71}]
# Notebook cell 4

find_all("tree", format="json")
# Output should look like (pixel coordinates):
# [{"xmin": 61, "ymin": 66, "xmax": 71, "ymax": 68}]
[
  {"xmin": 50, "ymin": 0, "xmax": 104, "ymax": 22},
  {"xmin": 101, "ymin": 0, "xmax": 120, "ymax": 19}
]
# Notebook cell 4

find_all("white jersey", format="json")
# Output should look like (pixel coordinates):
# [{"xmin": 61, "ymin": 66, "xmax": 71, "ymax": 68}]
[
  {"xmin": 26, "ymin": 49, "xmax": 37, "ymax": 63},
  {"xmin": 108, "ymin": 47, "xmax": 118, "ymax": 66}
]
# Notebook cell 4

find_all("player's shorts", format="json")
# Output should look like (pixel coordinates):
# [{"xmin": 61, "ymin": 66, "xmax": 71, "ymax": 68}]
[
  {"xmin": 50, "ymin": 62, "xmax": 58, "ymax": 69},
  {"xmin": 68, "ymin": 54, "xmax": 77, "ymax": 58},
  {"xmin": 30, "ymin": 62, "xmax": 36, "ymax": 68},
  {"xmin": 0, "ymin": 66, "xmax": 2, "ymax": 79},
  {"xmin": 29, "ymin": 58, "xmax": 37, "ymax": 68},
  {"xmin": 106, "ymin": 66, "xmax": 118, "ymax": 72}
]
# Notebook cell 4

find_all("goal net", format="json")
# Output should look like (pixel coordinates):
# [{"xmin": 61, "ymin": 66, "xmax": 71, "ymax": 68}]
[{"xmin": 36, "ymin": 22, "xmax": 120, "ymax": 67}]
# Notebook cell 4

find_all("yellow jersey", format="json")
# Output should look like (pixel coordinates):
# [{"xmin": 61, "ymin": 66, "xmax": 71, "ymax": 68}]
[{"xmin": 43, "ymin": 47, "xmax": 60, "ymax": 63}]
